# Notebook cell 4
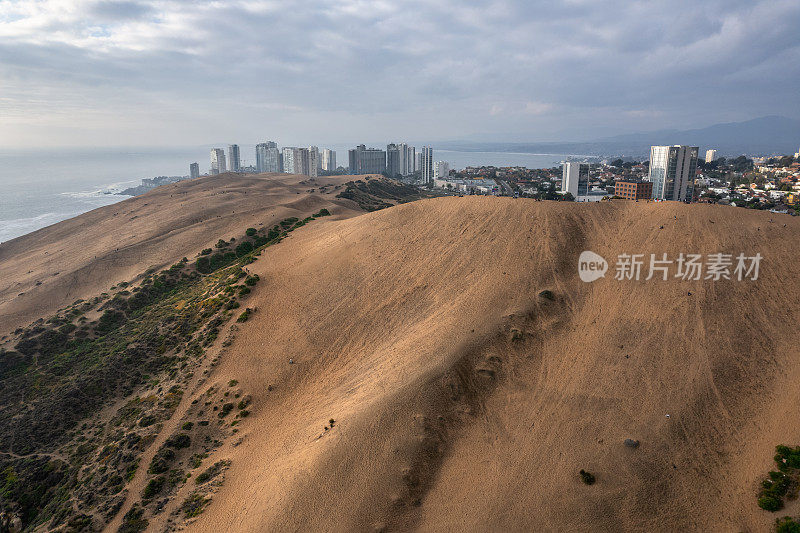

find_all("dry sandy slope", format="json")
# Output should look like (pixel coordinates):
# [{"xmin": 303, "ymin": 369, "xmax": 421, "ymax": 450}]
[
  {"xmin": 0, "ymin": 173, "xmax": 361, "ymax": 335},
  {"xmin": 182, "ymin": 197, "xmax": 800, "ymax": 532}
]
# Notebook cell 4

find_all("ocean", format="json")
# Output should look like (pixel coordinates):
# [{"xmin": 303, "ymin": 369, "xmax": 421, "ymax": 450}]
[{"xmin": 0, "ymin": 147, "xmax": 567, "ymax": 244}]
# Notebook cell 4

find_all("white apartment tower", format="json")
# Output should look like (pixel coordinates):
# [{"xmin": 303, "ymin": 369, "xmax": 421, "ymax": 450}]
[
  {"xmin": 705, "ymin": 149, "xmax": 718, "ymax": 162},
  {"xmin": 210, "ymin": 148, "xmax": 226, "ymax": 175},
  {"xmin": 308, "ymin": 146, "xmax": 319, "ymax": 177},
  {"xmin": 256, "ymin": 141, "xmax": 281, "ymax": 173},
  {"xmin": 228, "ymin": 144, "xmax": 241, "ymax": 172},
  {"xmin": 421, "ymin": 146, "xmax": 434, "ymax": 184},
  {"xmin": 322, "ymin": 149, "xmax": 336, "ymax": 172},
  {"xmin": 434, "ymin": 161, "xmax": 450, "ymax": 179},
  {"xmin": 649, "ymin": 145, "xmax": 698, "ymax": 201},
  {"xmin": 256, "ymin": 141, "xmax": 283, "ymax": 172},
  {"xmin": 562, "ymin": 162, "xmax": 589, "ymax": 197}
]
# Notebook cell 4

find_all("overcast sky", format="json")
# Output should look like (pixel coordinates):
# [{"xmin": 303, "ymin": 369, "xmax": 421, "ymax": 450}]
[{"xmin": 1, "ymin": 0, "xmax": 799, "ymax": 148}]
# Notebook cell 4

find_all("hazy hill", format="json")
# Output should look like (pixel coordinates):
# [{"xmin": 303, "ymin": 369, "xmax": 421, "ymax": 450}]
[
  {"xmin": 1, "ymin": 190, "xmax": 799, "ymax": 532},
  {"xmin": 435, "ymin": 115, "xmax": 800, "ymax": 157},
  {"xmin": 599, "ymin": 115, "xmax": 800, "ymax": 156}
]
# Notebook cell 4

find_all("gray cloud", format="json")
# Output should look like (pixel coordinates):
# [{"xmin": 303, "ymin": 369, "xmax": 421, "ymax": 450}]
[{"xmin": 0, "ymin": 0, "xmax": 798, "ymax": 146}]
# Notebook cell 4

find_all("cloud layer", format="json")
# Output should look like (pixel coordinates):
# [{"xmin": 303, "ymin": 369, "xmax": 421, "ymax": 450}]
[{"xmin": 1, "ymin": 0, "xmax": 799, "ymax": 146}]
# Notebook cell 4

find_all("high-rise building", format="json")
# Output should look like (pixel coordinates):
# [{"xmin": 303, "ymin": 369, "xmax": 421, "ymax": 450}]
[
  {"xmin": 256, "ymin": 142, "xmax": 280, "ymax": 173},
  {"xmin": 210, "ymin": 148, "xmax": 226, "ymax": 175},
  {"xmin": 348, "ymin": 145, "xmax": 387, "ymax": 174},
  {"xmin": 308, "ymin": 146, "xmax": 319, "ymax": 177},
  {"xmin": 190, "ymin": 162, "xmax": 200, "ymax": 180},
  {"xmin": 649, "ymin": 145, "xmax": 698, "ymax": 201},
  {"xmin": 407, "ymin": 146, "xmax": 416, "ymax": 174},
  {"xmin": 415, "ymin": 152, "xmax": 422, "ymax": 173},
  {"xmin": 434, "ymin": 161, "xmax": 450, "ymax": 180},
  {"xmin": 282, "ymin": 147, "xmax": 299, "ymax": 174},
  {"xmin": 386, "ymin": 144, "xmax": 401, "ymax": 176},
  {"xmin": 322, "ymin": 149, "xmax": 336, "ymax": 172},
  {"xmin": 421, "ymin": 146, "xmax": 434, "ymax": 184},
  {"xmin": 281, "ymin": 147, "xmax": 317, "ymax": 177},
  {"xmin": 561, "ymin": 162, "xmax": 589, "ymax": 197},
  {"xmin": 228, "ymin": 144, "xmax": 241, "ymax": 172},
  {"xmin": 705, "ymin": 149, "xmax": 718, "ymax": 162}
]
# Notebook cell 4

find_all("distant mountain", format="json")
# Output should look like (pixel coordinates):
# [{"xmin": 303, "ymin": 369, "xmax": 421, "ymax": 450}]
[
  {"xmin": 598, "ymin": 115, "xmax": 800, "ymax": 156},
  {"xmin": 435, "ymin": 116, "xmax": 800, "ymax": 158}
]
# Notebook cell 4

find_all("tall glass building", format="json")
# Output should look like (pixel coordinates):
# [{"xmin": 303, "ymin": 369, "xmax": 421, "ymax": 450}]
[{"xmin": 649, "ymin": 145, "xmax": 698, "ymax": 201}]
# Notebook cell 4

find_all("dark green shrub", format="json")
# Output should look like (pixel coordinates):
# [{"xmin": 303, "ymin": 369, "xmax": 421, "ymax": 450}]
[
  {"xmin": 219, "ymin": 403, "xmax": 234, "ymax": 417},
  {"xmin": 245, "ymin": 228, "xmax": 257, "ymax": 237},
  {"xmin": 182, "ymin": 493, "xmax": 209, "ymax": 517},
  {"xmin": 215, "ymin": 239, "xmax": 228, "ymax": 248},
  {"xmin": 228, "ymin": 379, "xmax": 238, "ymax": 387},
  {"xmin": 196, "ymin": 256, "xmax": 211, "ymax": 273},
  {"xmin": 776, "ymin": 517, "xmax": 800, "ymax": 533},
  {"xmin": 119, "ymin": 505, "xmax": 148, "ymax": 533},
  {"xmin": 182, "ymin": 421, "xmax": 194, "ymax": 431},
  {"xmin": 244, "ymin": 275, "xmax": 259, "ymax": 286},
  {"xmin": 579, "ymin": 469, "xmax": 595, "ymax": 485},
  {"xmin": 539, "ymin": 289, "xmax": 555, "ymax": 301},
  {"xmin": 200, "ymin": 248, "xmax": 212, "ymax": 256},
  {"xmin": 236, "ymin": 309, "xmax": 250, "ymax": 323},
  {"xmin": 96, "ymin": 310, "xmax": 126, "ymax": 334},
  {"xmin": 142, "ymin": 475, "xmax": 165, "ymax": 499},
  {"xmin": 165, "ymin": 433, "xmax": 191, "ymax": 449},
  {"xmin": 238, "ymin": 286, "xmax": 250, "ymax": 296},
  {"xmin": 759, "ymin": 494, "xmax": 784, "ymax": 512},
  {"xmin": 235, "ymin": 241, "xmax": 253, "ymax": 257},
  {"xmin": 313, "ymin": 208, "xmax": 331, "ymax": 217},
  {"xmin": 149, "ymin": 448, "xmax": 176, "ymax": 474}
]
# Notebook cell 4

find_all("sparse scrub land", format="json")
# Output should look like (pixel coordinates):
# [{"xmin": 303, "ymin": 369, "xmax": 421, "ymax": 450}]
[
  {"xmin": 182, "ymin": 492, "xmax": 210, "ymax": 518},
  {"xmin": 0, "ymin": 213, "xmax": 319, "ymax": 530},
  {"xmin": 758, "ymin": 445, "xmax": 800, "ymax": 512},
  {"xmin": 119, "ymin": 505, "xmax": 148, "ymax": 533},
  {"xmin": 776, "ymin": 517, "xmax": 800, "ymax": 532},
  {"xmin": 336, "ymin": 177, "xmax": 427, "ymax": 211},
  {"xmin": 195, "ymin": 460, "xmax": 230, "ymax": 485}
]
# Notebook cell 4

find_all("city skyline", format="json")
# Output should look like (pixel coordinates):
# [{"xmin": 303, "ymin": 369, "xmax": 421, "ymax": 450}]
[{"xmin": 1, "ymin": 1, "xmax": 798, "ymax": 148}]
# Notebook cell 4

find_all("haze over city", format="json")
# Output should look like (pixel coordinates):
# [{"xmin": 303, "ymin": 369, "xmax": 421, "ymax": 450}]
[{"xmin": 1, "ymin": 0, "xmax": 799, "ymax": 148}]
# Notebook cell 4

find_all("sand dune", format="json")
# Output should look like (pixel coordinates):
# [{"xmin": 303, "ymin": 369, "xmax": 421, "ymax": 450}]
[
  {"xmin": 4, "ymin": 190, "xmax": 799, "ymax": 531},
  {"xmin": 155, "ymin": 197, "xmax": 798, "ymax": 532},
  {"xmin": 0, "ymin": 173, "xmax": 360, "ymax": 335}
]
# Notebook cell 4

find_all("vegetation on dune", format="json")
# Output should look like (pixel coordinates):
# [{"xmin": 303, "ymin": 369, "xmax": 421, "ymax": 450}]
[
  {"xmin": 0, "ymin": 210, "xmax": 325, "ymax": 530},
  {"xmin": 579, "ymin": 469, "xmax": 596, "ymax": 485},
  {"xmin": 776, "ymin": 516, "xmax": 800, "ymax": 533},
  {"xmin": 336, "ymin": 177, "xmax": 426, "ymax": 211},
  {"xmin": 758, "ymin": 445, "xmax": 800, "ymax": 512}
]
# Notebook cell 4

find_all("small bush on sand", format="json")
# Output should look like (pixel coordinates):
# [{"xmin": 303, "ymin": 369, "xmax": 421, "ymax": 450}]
[
  {"xmin": 579, "ymin": 470, "xmax": 595, "ymax": 485},
  {"xmin": 776, "ymin": 516, "xmax": 800, "ymax": 533},
  {"xmin": 119, "ymin": 505, "xmax": 148, "ymax": 533},
  {"xmin": 165, "ymin": 433, "xmax": 191, "ymax": 449},
  {"xmin": 142, "ymin": 476, "xmax": 165, "ymax": 499},
  {"xmin": 182, "ymin": 493, "xmax": 210, "ymax": 518}
]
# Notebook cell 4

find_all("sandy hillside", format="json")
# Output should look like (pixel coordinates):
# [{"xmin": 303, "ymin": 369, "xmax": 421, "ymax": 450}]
[
  {"xmin": 0, "ymin": 173, "xmax": 361, "ymax": 335},
  {"xmin": 161, "ymin": 196, "xmax": 800, "ymax": 532}
]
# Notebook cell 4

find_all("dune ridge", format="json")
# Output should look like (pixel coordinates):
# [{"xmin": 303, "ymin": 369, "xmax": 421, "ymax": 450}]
[{"xmin": 165, "ymin": 197, "xmax": 799, "ymax": 532}]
